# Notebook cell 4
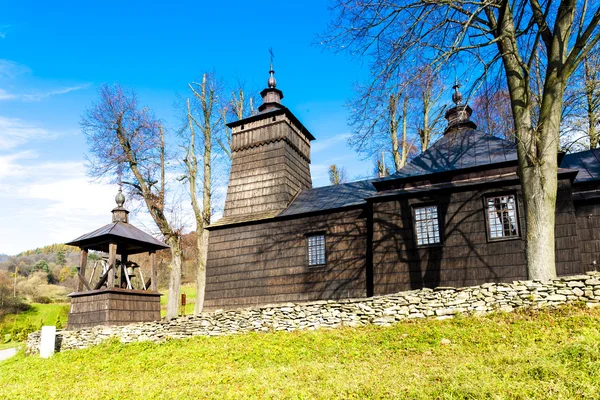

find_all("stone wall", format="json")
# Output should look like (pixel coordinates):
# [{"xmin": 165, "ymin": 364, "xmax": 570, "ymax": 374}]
[{"xmin": 27, "ymin": 271, "xmax": 600, "ymax": 355}]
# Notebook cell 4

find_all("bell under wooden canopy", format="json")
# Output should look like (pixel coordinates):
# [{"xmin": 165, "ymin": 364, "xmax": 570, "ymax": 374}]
[{"xmin": 66, "ymin": 189, "xmax": 169, "ymax": 255}]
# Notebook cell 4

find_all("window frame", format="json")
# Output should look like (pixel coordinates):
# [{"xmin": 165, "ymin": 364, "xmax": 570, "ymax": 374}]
[
  {"xmin": 483, "ymin": 192, "xmax": 521, "ymax": 242},
  {"xmin": 305, "ymin": 231, "xmax": 327, "ymax": 267},
  {"xmin": 411, "ymin": 203, "xmax": 443, "ymax": 248}
]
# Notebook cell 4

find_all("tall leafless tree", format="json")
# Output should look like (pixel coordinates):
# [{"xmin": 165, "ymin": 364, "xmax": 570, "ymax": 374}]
[
  {"xmin": 323, "ymin": 0, "xmax": 600, "ymax": 281},
  {"xmin": 183, "ymin": 74, "xmax": 223, "ymax": 315},
  {"xmin": 329, "ymin": 164, "xmax": 348, "ymax": 184},
  {"xmin": 410, "ymin": 66, "xmax": 446, "ymax": 152},
  {"xmin": 472, "ymin": 79, "xmax": 515, "ymax": 141},
  {"xmin": 82, "ymin": 84, "xmax": 183, "ymax": 319},
  {"xmin": 563, "ymin": 48, "xmax": 600, "ymax": 150},
  {"xmin": 218, "ymin": 86, "xmax": 258, "ymax": 161}
]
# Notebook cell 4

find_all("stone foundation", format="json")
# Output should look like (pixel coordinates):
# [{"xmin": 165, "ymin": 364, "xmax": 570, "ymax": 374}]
[
  {"xmin": 27, "ymin": 271, "xmax": 600, "ymax": 354},
  {"xmin": 67, "ymin": 288, "xmax": 161, "ymax": 330}
]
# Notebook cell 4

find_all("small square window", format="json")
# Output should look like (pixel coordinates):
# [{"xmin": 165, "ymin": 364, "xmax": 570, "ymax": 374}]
[
  {"xmin": 307, "ymin": 234, "xmax": 326, "ymax": 266},
  {"xmin": 413, "ymin": 205, "xmax": 441, "ymax": 246},
  {"xmin": 486, "ymin": 194, "xmax": 519, "ymax": 240}
]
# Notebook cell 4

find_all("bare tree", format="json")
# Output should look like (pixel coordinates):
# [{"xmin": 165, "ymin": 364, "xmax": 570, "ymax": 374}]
[
  {"xmin": 82, "ymin": 84, "xmax": 183, "ymax": 319},
  {"xmin": 563, "ymin": 49, "xmax": 600, "ymax": 150},
  {"xmin": 390, "ymin": 92, "xmax": 415, "ymax": 170},
  {"xmin": 410, "ymin": 66, "xmax": 446, "ymax": 152},
  {"xmin": 472, "ymin": 79, "xmax": 515, "ymax": 141},
  {"xmin": 218, "ymin": 86, "xmax": 259, "ymax": 161},
  {"xmin": 376, "ymin": 151, "xmax": 391, "ymax": 178},
  {"xmin": 323, "ymin": 0, "xmax": 600, "ymax": 281},
  {"xmin": 582, "ymin": 51, "xmax": 600, "ymax": 148},
  {"xmin": 184, "ymin": 74, "xmax": 223, "ymax": 315},
  {"xmin": 329, "ymin": 164, "xmax": 348, "ymax": 185}
]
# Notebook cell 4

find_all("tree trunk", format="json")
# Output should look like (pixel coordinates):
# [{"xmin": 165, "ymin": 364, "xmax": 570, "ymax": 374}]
[
  {"xmin": 165, "ymin": 235, "xmax": 182, "ymax": 320},
  {"xmin": 194, "ymin": 228, "xmax": 209, "ymax": 314},
  {"xmin": 520, "ymin": 72, "xmax": 564, "ymax": 281},
  {"xmin": 584, "ymin": 58, "xmax": 599, "ymax": 149},
  {"xmin": 389, "ymin": 94, "xmax": 402, "ymax": 171},
  {"xmin": 400, "ymin": 95, "xmax": 409, "ymax": 168}
]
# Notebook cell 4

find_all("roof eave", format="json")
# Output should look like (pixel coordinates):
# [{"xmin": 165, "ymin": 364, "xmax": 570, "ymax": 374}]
[{"xmin": 226, "ymin": 107, "xmax": 315, "ymax": 141}]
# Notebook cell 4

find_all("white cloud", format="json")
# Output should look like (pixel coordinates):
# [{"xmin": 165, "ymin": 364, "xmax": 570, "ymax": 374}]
[
  {"xmin": 0, "ymin": 25, "xmax": 10, "ymax": 39},
  {"xmin": 311, "ymin": 133, "xmax": 351, "ymax": 153},
  {"xmin": 0, "ymin": 88, "xmax": 16, "ymax": 100},
  {"xmin": 0, "ymin": 59, "xmax": 29, "ymax": 79},
  {"xmin": 21, "ymin": 84, "xmax": 90, "ymax": 102},
  {"xmin": 0, "ymin": 116, "xmax": 52, "ymax": 150},
  {"xmin": 0, "ymin": 153, "xmax": 117, "ymax": 254},
  {"xmin": 0, "ymin": 59, "xmax": 89, "ymax": 102}
]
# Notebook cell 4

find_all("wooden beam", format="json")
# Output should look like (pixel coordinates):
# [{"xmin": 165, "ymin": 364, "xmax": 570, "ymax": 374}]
[
  {"xmin": 77, "ymin": 249, "xmax": 88, "ymax": 292},
  {"xmin": 93, "ymin": 265, "xmax": 113, "ymax": 290},
  {"xmin": 150, "ymin": 251, "xmax": 157, "ymax": 291},
  {"xmin": 77, "ymin": 272, "xmax": 92, "ymax": 291},
  {"xmin": 120, "ymin": 253, "xmax": 128, "ymax": 289},
  {"xmin": 108, "ymin": 243, "xmax": 117, "ymax": 288}
]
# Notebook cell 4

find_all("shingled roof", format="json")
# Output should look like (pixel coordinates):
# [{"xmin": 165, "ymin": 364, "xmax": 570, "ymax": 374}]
[
  {"xmin": 560, "ymin": 148, "xmax": 600, "ymax": 183},
  {"xmin": 279, "ymin": 180, "xmax": 377, "ymax": 217},
  {"xmin": 377, "ymin": 128, "xmax": 517, "ymax": 182},
  {"xmin": 66, "ymin": 222, "xmax": 169, "ymax": 255}
]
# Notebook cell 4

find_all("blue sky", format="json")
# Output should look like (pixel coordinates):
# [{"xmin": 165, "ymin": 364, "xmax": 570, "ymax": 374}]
[{"xmin": 0, "ymin": 1, "xmax": 377, "ymax": 255}]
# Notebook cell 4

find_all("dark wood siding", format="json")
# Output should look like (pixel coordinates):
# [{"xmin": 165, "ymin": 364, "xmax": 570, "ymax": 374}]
[
  {"xmin": 574, "ymin": 193, "xmax": 600, "ymax": 271},
  {"xmin": 224, "ymin": 118, "xmax": 312, "ymax": 218},
  {"xmin": 372, "ymin": 178, "xmax": 582, "ymax": 295},
  {"xmin": 205, "ymin": 209, "xmax": 368, "ymax": 310}
]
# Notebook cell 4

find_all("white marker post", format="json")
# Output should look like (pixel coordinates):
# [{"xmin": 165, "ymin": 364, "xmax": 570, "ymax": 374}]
[{"xmin": 39, "ymin": 326, "xmax": 56, "ymax": 358}]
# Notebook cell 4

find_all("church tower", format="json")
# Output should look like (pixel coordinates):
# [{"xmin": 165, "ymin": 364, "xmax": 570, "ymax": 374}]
[{"xmin": 222, "ymin": 64, "xmax": 314, "ymax": 219}]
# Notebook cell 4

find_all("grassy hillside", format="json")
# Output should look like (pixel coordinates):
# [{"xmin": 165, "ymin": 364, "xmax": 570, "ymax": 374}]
[
  {"xmin": 2, "ymin": 305, "xmax": 599, "ymax": 399},
  {"xmin": 1, "ymin": 303, "xmax": 70, "ymax": 349}
]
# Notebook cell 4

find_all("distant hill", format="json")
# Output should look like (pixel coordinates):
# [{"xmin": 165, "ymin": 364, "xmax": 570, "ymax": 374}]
[
  {"xmin": 0, "ymin": 254, "xmax": 8, "ymax": 262},
  {"xmin": 16, "ymin": 243, "xmax": 79, "ymax": 257}
]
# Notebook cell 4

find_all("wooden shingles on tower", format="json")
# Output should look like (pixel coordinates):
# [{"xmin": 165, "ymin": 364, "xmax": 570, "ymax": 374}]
[{"xmin": 221, "ymin": 64, "xmax": 314, "ymax": 223}]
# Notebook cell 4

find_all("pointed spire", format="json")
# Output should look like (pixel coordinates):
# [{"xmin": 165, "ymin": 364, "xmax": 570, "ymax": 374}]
[
  {"xmin": 444, "ymin": 80, "xmax": 476, "ymax": 135},
  {"xmin": 112, "ymin": 187, "xmax": 129, "ymax": 223},
  {"xmin": 268, "ymin": 61, "xmax": 277, "ymax": 88},
  {"xmin": 259, "ymin": 50, "xmax": 284, "ymax": 112},
  {"xmin": 115, "ymin": 187, "xmax": 125, "ymax": 207},
  {"xmin": 452, "ymin": 80, "xmax": 463, "ymax": 106}
]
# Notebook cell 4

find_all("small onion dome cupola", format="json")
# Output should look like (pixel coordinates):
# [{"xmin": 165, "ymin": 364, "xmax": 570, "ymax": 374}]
[
  {"xmin": 259, "ymin": 61, "xmax": 285, "ymax": 112},
  {"xmin": 444, "ymin": 82, "xmax": 477, "ymax": 135},
  {"xmin": 111, "ymin": 188, "xmax": 130, "ymax": 223}
]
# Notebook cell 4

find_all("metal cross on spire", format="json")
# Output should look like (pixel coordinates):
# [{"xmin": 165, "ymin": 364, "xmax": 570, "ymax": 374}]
[
  {"xmin": 268, "ymin": 47, "xmax": 277, "ymax": 88},
  {"xmin": 452, "ymin": 79, "xmax": 463, "ymax": 106}
]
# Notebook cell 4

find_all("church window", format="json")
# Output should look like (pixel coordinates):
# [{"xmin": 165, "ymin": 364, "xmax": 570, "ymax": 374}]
[
  {"xmin": 485, "ymin": 194, "xmax": 519, "ymax": 240},
  {"xmin": 413, "ymin": 205, "xmax": 441, "ymax": 246},
  {"xmin": 307, "ymin": 234, "xmax": 326, "ymax": 266}
]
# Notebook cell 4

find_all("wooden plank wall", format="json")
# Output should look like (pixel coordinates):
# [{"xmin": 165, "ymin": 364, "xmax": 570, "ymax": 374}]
[
  {"xmin": 575, "ymin": 200, "xmax": 600, "ymax": 271},
  {"xmin": 204, "ymin": 209, "xmax": 368, "ymax": 310},
  {"xmin": 371, "ymin": 179, "xmax": 582, "ymax": 296},
  {"xmin": 224, "ymin": 118, "xmax": 312, "ymax": 217},
  {"xmin": 68, "ymin": 291, "xmax": 161, "ymax": 330}
]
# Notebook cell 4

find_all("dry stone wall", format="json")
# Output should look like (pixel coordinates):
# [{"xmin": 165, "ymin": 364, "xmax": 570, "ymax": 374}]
[{"xmin": 27, "ymin": 271, "xmax": 600, "ymax": 355}]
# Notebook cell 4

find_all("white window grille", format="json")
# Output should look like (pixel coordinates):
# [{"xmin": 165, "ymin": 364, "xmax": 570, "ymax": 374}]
[
  {"xmin": 414, "ymin": 205, "xmax": 441, "ymax": 246},
  {"xmin": 486, "ymin": 195, "xmax": 519, "ymax": 239},
  {"xmin": 307, "ymin": 234, "xmax": 326, "ymax": 266}
]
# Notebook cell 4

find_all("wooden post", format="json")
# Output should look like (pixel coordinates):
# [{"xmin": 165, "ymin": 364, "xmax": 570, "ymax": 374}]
[
  {"xmin": 150, "ymin": 251, "xmax": 157, "ymax": 291},
  {"xmin": 108, "ymin": 243, "xmax": 117, "ymax": 289},
  {"xmin": 120, "ymin": 254, "xmax": 128, "ymax": 288},
  {"xmin": 77, "ymin": 249, "xmax": 88, "ymax": 292}
]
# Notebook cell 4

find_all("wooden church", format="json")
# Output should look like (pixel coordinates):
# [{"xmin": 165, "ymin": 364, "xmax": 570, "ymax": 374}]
[{"xmin": 204, "ymin": 65, "xmax": 600, "ymax": 310}]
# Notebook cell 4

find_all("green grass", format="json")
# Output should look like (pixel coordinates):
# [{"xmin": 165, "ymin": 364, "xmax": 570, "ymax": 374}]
[
  {"xmin": 160, "ymin": 283, "xmax": 197, "ymax": 317},
  {"xmin": 2, "ymin": 305, "xmax": 600, "ymax": 399},
  {"xmin": 1, "ymin": 303, "xmax": 70, "ymax": 347}
]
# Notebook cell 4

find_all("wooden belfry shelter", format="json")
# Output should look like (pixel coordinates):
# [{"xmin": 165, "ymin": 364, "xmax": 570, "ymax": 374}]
[{"xmin": 65, "ymin": 189, "xmax": 169, "ymax": 329}]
